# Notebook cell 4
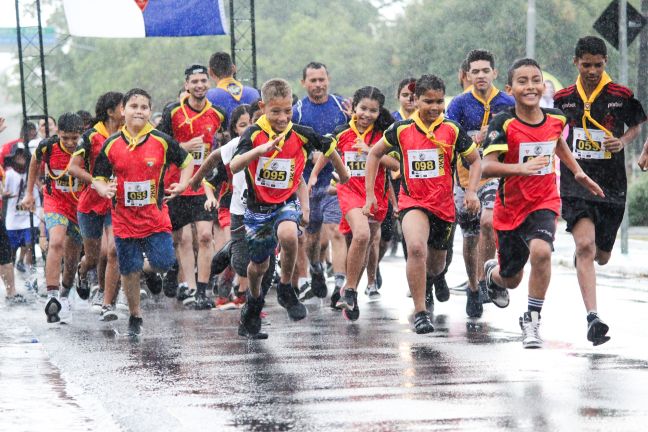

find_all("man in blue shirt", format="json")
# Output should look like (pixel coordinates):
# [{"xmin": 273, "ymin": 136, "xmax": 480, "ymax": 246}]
[
  {"xmin": 293, "ymin": 62, "xmax": 349, "ymax": 305},
  {"xmin": 446, "ymin": 49, "xmax": 515, "ymax": 318},
  {"xmin": 206, "ymin": 52, "xmax": 260, "ymax": 126}
]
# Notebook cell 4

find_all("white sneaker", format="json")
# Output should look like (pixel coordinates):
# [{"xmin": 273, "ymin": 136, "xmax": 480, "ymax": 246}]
[
  {"xmin": 116, "ymin": 290, "xmax": 129, "ymax": 311},
  {"xmin": 519, "ymin": 311, "xmax": 542, "ymax": 349},
  {"xmin": 364, "ymin": 283, "xmax": 381, "ymax": 300},
  {"xmin": 90, "ymin": 289, "xmax": 104, "ymax": 313},
  {"xmin": 59, "ymin": 297, "xmax": 72, "ymax": 323}
]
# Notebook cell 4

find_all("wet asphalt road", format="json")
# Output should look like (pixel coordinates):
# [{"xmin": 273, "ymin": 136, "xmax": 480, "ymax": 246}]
[{"xmin": 1, "ymin": 252, "xmax": 648, "ymax": 432}]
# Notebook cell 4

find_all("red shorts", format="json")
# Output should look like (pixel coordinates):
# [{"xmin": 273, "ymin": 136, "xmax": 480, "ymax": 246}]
[{"xmin": 218, "ymin": 207, "xmax": 231, "ymax": 228}]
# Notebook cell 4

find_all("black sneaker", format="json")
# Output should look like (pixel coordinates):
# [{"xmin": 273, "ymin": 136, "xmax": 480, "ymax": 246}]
[
  {"xmin": 176, "ymin": 283, "xmax": 191, "ymax": 301},
  {"xmin": 478, "ymin": 280, "xmax": 491, "ymax": 304},
  {"xmin": 376, "ymin": 265, "xmax": 382, "ymax": 290},
  {"xmin": 144, "ymin": 272, "xmax": 163, "ymax": 295},
  {"xmin": 586, "ymin": 313, "xmax": 611, "ymax": 346},
  {"xmin": 337, "ymin": 289, "xmax": 359, "ymax": 321},
  {"xmin": 163, "ymin": 264, "xmax": 179, "ymax": 298},
  {"xmin": 128, "ymin": 315, "xmax": 143, "ymax": 336},
  {"xmin": 277, "ymin": 282, "xmax": 307, "ymax": 321},
  {"xmin": 238, "ymin": 296, "xmax": 268, "ymax": 339},
  {"xmin": 76, "ymin": 264, "xmax": 90, "ymax": 300},
  {"xmin": 433, "ymin": 274, "xmax": 450, "ymax": 302},
  {"xmin": 193, "ymin": 291, "xmax": 213, "ymax": 310},
  {"xmin": 425, "ymin": 281, "xmax": 435, "ymax": 312},
  {"xmin": 414, "ymin": 311, "xmax": 434, "ymax": 334},
  {"xmin": 298, "ymin": 280, "xmax": 314, "ymax": 301},
  {"xmin": 45, "ymin": 297, "xmax": 61, "ymax": 323},
  {"xmin": 466, "ymin": 289, "xmax": 483, "ymax": 318},
  {"xmin": 330, "ymin": 289, "xmax": 341, "ymax": 310},
  {"xmin": 211, "ymin": 240, "xmax": 233, "ymax": 276},
  {"xmin": 310, "ymin": 264, "xmax": 328, "ymax": 298},
  {"xmin": 484, "ymin": 259, "xmax": 509, "ymax": 308}
]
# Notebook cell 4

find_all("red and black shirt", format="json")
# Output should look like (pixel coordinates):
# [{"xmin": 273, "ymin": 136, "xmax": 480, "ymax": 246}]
[
  {"xmin": 158, "ymin": 97, "xmax": 225, "ymax": 196},
  {"xmin": 554, "ymin": 79, "xmax": 646, "ymax": 204},
  {"xmin": 383, "ymin": 113, "xmax": 475, "ymax": 222},
  {"xmin": 93, "ymin": 126, "xmax": 191, "ymax": 239},
  {"xmin": 74, "ymin": 122, "xmax": 112, "ymax": 215},
  {"xmin": 483, "ymin": 108, "xmax": 566, "ymax": 231},
  {"xmin": 34, "ymin": 136, "xmax": 83, "ymax": 223}
]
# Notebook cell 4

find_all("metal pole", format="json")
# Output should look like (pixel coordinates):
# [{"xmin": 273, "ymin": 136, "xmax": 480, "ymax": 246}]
[
  {"xmin": 620, "ymin": 0, "xmax": 630, "ymax": 254},
  {"xmin": 14, "ymin": 0, "xmax": 27, "ymax": 123},
  {"xmin": 250, "ymin": 0, "xmax": 256, "ymax": 88},
  {"xmin": 229, "ymin": 0, "xmax": 236, "ymax": 71},
  {"xmin": 36, "ymin": 0, "xmax": 49, "ymax": 137},
  {"xmin": 526, "ymin": 0, "xmax": 536, "ymax": 58}
]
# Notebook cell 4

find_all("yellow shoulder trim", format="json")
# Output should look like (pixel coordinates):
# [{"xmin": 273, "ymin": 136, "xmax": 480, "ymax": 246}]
[
  {"xmin": 459, "ymin": 142, "xmax": 477, "ymax": 157},
  {"xmin": 483, "ymin": 144, "xmax": 508, "ymax": 156},
  {"xmin": 179, "ymin": 154, "xmax": 193, "ymax": 169},
  {"xmin": 547, "ymin": 113, "xmax": 567, "ymax": 128}
]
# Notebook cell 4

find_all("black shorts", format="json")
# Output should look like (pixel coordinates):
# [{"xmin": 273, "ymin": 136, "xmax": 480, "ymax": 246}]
[
  {"xmin": 562, "ymin": 197, "xmax": 624, "ymax": 253},
  {"xmin": 400, "ymin": 207, "xmax": 454, "ymax": 250},
  {"xmin": 0, "ymin": 222, "xmax": 13, "ymax": 265},
  {"xmin": 380, "ymin": 204, "xmax": 394, "ymax": 243},
  {"xmin": 496, "ymin": 209, "xmax": 557, "ymax": 278},
  {"xmin": 167, "ymin": 195, "xmax": 215, "ymax": 232}
]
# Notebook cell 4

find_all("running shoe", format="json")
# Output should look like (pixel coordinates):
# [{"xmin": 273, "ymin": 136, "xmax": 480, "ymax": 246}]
[
  {"xmin": 586, "ymin": 313, "xmax": 611, "ymax": 346},
  {"xmin": 116, "ymin": 290, "xmax": 129, "ymax": 311},
  {"xmin": 310, "ymin": 263, "xmax": 327, "ymax": 298},
  {"xmin": 144, "ymin": 272, "xmax": 163, "ymax": 295},
  {"xmin": 91, "ymin": 289, "xmax": 105, "ymax": 313},
  {"xmin": 433, "ymin": 274, "xmax": 450, "ymax": 302},
  {"xmin": 519, "ymin": 311, "xmax": 542, "ymax": 349},
  {"xmin": 5, "ymin": 293, "xmax": 27, "ymax": 305},
  {"xmin": 231, "ymin": 292, "xmax": 246, "ymax": 308},
  {"xmin": 277, "ymin": 282, "xmax": 307, "ymax": 321},
  {"xmin": 128, "ymin": 315, "xmax": 143, "ymax": 336},
  {"xmin": 364, "ymin": 283, "xmax": 381, "ymax": 300},
  {"xmin": 215, "ymin": 296, "xmax": 237, "ymax": 311},
  {"xmin": 99, "ymin": 304, "xmax": 118, "ymax": 322},
  {"xmin": 478, "ymin": 280, "xmax": 491, "ymax": 304},
  {"xmin": 176, "ymin": 283, "xmax": 192, "ymax": 301},
  {"xmin": 466, "ymin": 289, "xmax": 483, "ymax": 318},
  {"xmin": 211, "ymin": 240, "xmax": 233, "ymax": 276},
  {"xmin": 76, "ymin": 264, "xmax": 90, "ymax": 300},
  {"xmin": 414, "ymin": 311, "xmax": 434, "ymax": 334},
  {"xmin": 298, "ymin": 280, "xmax": 314, "ymax": 301},
  {"xmin": 330, "ymin": 289, "xmax": 341, "ymax": 310},
  {"xmin": 45, "ymin": 296, "xmax": 61, "ymax": 323},
  {"xmin": 193, "ymin": 291, "xmax": 213, "ymax": 310},
  {"xmin": 162, "ymin": 264, "xmax": 179, "ymax": 298},
  {"xmin": 59, "ymin": 297, "xmax": 72, "ymax": 323},
  {"xmin": 342, "ymin": 290, "xmax": 359, "ymax": 321},
  {"xmin": 238, "ymin": 295, "xmax": 267, "ymax": 339},
  {"xmin": 15, "ymin": 261, "xmax": 26, "ymax": 273},
  {"xmin": 484, "ymin": 259, "xmax": 510, "ymax": 308}
]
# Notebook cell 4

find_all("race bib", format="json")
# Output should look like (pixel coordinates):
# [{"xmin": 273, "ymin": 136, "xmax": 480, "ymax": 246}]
[
  {"xmin": 345, "ymin": 151, "xmax": 367, "ymax": 177},
  {"xmin": 519, "ymin": 141, "xmax": 556, "ymax": 176},
  {"xmin": 572, "ymin": 127, "xmax": 611, "ymax": 160},
  {"xmin": 51, "ymin": 169, "xmax": 81, "ymax": 192},
  {"xmin": 408, "ymin": 149, "xmax": 440, "ymax": 179},
  {"xmin": 192, "ymin": 144, "xmax": 208, "ymax": 165},
  {"xmin": 255, "ymin": 157, "xmax": 291, "ymax": 189},
  {"xmin": 124, "ymin": 180, "xmax": 153, "ymax": 207}
]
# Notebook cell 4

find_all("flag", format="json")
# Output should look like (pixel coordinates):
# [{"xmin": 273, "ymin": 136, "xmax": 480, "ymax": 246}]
[{"xmin": 63, "ymin": 0, "xmax": 228, "ymax": 38}]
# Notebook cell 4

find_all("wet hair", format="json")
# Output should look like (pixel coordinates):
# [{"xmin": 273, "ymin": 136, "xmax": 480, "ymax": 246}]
[
  {"xmin": 507, "ymin": 58, "xmax": 543, "ymax": 85},
  {"xmin": 94, "ymin": 91, "xmax": 124, "ymax": 123},
  {"xmin": 250, "ymin": 98, "xmax": 262, "ymax": 115},
  {"xmin": 76, "ymin": 110, "xmax": 92, "ymax": 129},
  {"xmin": 575, "ymin": 36, "xmax": 607, "ymax": 58},
  {"xmin": 302, "ymin": 62, "xmax": 328, "ymax": 80},
  {"xmin": 466, "ymin": 49, "xmax": 496, "ymax": 70},
  {"xmin": 209, "ymin": 52, "xmax": 233, "ymax": 77},
  {"xmin": 122, "ymin": 88, "xmax": 152, "ymax": 108},
  {"xmin": 413, "ymin": 74, "xmax": 446, "ymax": 97},
  {"xmin": 261, "ymin": 79, "xmax": 292, "ymax": 103},
  {"xmin": 396, "ymin": 77, "xmax": 416, "ymax": 97},
  {"xmin": 352, "ymin": 86, "xmax": 394, "ymax": 133},
  {"xmin": 20, "ymin": 121, "xmax": 36, "ymax": 143},
  {"xmin": 57, "ymin": 112, "xmax": 84, "ymax": 133},
  {"xmin": 228, "ymin": 104, "xmax": 253, "ymax": 138}
]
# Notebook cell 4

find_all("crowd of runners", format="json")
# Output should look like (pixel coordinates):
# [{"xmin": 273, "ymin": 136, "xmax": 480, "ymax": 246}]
[{"xmin": 1, "ymin": 35, "xmax": 647, "ymax": 348}]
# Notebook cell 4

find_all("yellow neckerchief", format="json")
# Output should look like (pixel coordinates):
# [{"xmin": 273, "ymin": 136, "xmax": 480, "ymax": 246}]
[
  {"xmin": 471, "ymin": 86, "xmax": 500, "ymax": 128},
  {"xmin": 576, "ymin": 71, "xmax": 614, "ymax": 143},
  {"xmin": 122, "ymin": 123, "xmax": 154, "ymax": 151},
  {"xmin": 179, "ymin": 96, "xmax": 212, "ymax": 134},
  {"xmin": 93, "ymin": 121, "xmax": 109, "ymax": 138},
  {"xmin": 217, "ymin": 77, "xmax": 244, "ymax": 102},
  {"xmin": 256, "ymin": 115, "xmax": 294, "ymax": 169},
  {"xmin": 398, "ymin": 108, "xmax": 411, "ymax": 121},
  {"xmin": 349, "ymin": 116, "xmax": 374, "ymax": 154},
  {"xmin": 45, "ymin": 140, "xmax": 81, "ymax": 200},
  {"xmin": 411, "ymin": 110, "xmax": 448, "ymax": 148}
]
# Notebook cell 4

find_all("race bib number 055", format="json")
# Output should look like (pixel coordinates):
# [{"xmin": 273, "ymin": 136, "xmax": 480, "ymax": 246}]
[
  {"xmin": 519, "ymin": 141, "xmax": 556, "ymax": 176},
  {"xmin": 124, "ymin": 180, "xmax": 153, "ymax": 207},
  {"xmin": 408, "ymin": 149, "xmax": 440, "ymax": 179},
  {"xmin": 255, "ymin": 157, "xmax": 291, "ymax": 189},
  {"xmin": 572, "ymin": 127, "xmax": 611, "ymax": 160}
]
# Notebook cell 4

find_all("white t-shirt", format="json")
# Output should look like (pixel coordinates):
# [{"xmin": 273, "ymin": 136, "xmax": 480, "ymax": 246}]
[
  {"xmin": 4, "ymin": 168, "xmax": 41, "ymax": 230},
  {"xmin": 220, "ymin": 137, "xmax": 247, "ymax": 216}
]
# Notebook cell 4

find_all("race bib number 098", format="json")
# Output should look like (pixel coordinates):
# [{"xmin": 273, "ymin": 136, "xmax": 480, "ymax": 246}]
[{"xmin": 408, "ymin": 149, "xmax": 440, "ymax": 179}]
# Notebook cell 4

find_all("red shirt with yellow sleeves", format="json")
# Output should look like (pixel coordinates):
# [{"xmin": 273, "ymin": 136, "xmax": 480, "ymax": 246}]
[
  {"xmin": 383, "ymin": 112, "xmax": 476, "ymax": 222},
  {"xmin": 74, "ymin": 122, "xmax": 112, "ymax": 215},
  {"xmin": 34, "ymin": 136, "xmax": 83, "ymax": 223},
  {"xmin": 92, "ymin": 124, "xmax": 192, "ymax": 239},
  {"xmin": 158, "ymin": 96, "xmax": 225, "ymax": 196}
]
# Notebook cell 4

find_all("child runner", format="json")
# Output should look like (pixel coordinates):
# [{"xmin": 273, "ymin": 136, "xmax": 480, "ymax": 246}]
[
  {"xmin": 363, "ymin": 75, "xmax": 482, "ymax": 334},
  {"xmin": 481, "ymin": 58, "xmax": 604, "ymax": 349},
  {"xmin": 391, "ymin": 78, "xmax": 416, "ymax": 121}
]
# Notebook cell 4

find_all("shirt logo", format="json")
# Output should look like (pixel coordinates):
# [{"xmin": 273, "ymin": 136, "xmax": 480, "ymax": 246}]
[
  {"xmin": 134, "ymin": 0, "xmax": 149, "ymax": 12},
  {"xmin": 608, "ymin": 102, "xmax": 623, "ymax": 108},
  {"xmin": 534, "ymin": 145, "xmax": 543, "ymax": 155},
  {"xmin": 488, "ymin": 131, "xmax": 498, "ymax": 141},
  {"xmin": 227, "ymin": 83, "xmax": 242, "ymax": 96},
  {"xmin": 562, "ymin": 102, "xmax": 576, "ymax": 109}
]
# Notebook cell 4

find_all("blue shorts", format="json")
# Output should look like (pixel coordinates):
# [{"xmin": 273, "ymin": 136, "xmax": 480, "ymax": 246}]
[
  {"xmin": 7, "ymin": 228, "xmax": 36, "ymax": 250},
  {"xmin": 44, "ymin": 212, "xmax": 83, "ymax": 245},
  {"xmin": 114, "ymin": 232, "xmax": 175, "ymax": 275},
  {"xmin": 77, "ymin": 211, "xmax": 112, "ymax": 239},
  {"xmin": 307, "ymin": 187, "xmax": 342, "ymax": 234},
  {"xmin": 244, "ymin": 200, "xmax": 301, "ymax": 263}
]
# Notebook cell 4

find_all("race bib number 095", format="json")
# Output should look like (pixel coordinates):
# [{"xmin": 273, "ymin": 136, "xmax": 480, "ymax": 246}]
[{"xmin": 255, "ymin": 157, "xmax": 291, "ymax": 189}]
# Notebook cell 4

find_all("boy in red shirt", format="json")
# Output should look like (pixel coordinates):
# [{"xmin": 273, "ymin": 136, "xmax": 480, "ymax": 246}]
[{"xmin": 482, "ymin": 58, "xmax": 603, "ymax": 349}]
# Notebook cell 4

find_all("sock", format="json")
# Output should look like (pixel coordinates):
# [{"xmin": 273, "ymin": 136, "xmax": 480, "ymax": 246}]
[
  {"xmin": 334, "ymin": 273, "xmax": 345, "ymax": 289},
  {"xmin": 47, "ymin": 286, "xmax": 59, "ymax": 298},
  {"xmin": 60, "ymin": 283, "xmax": 72, "ymax": 298},
  {"xmin": 298, "ymin": 277, "xmax": 309, "ymax": 288},
  {"xmin": 528, "ymin": 296, "xmax": 544, "ymax": 313},
  {"xmin": 196, "ymin": 282, "xmax": 208, "ymax": 295}
]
